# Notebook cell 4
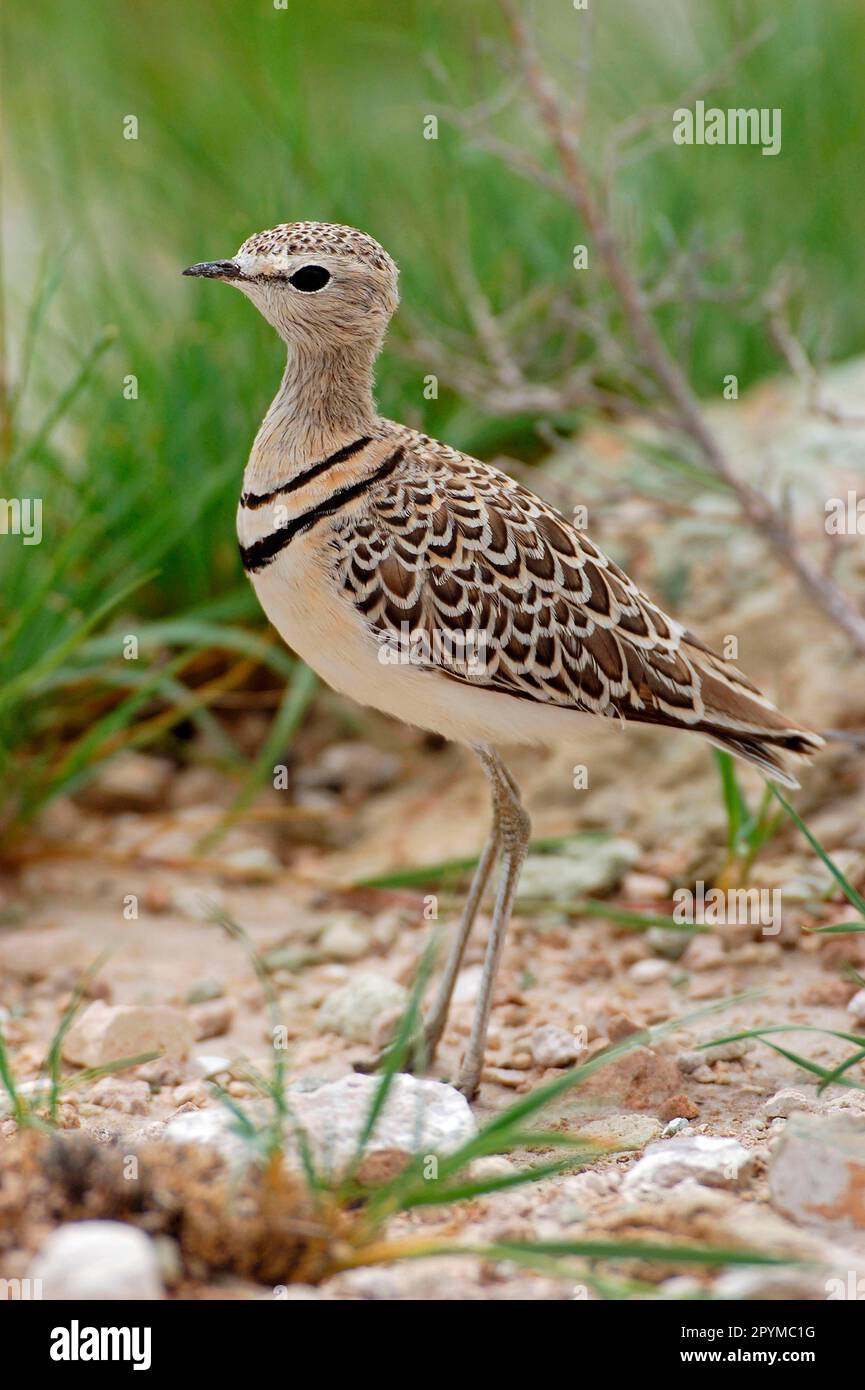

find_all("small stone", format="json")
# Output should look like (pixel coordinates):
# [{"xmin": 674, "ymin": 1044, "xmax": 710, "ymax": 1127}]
[
  {"xmin": 482, "ymin": 1066, "xmax": 529, "ymax": 1089},
  {"xmin": 189, "ymin": 998, "xmax": 234, "ymax": 1041},
  {"xmin": 761, "ymin": 1088, "xmax": 819, "ymax": 1119},
  {"xmin": 662, "ymin": 1117, "xmax": 691, "ymax": 1137},
  {"xmin": 62, "ymin": 1002, "xmax": 194, "ymax": 1068},
  {"xmin": 714, "ymin": 1268, "xmax": 837, "ymax": 1301},
  {"xmin": 646, "ymin": 927, "xmax": 690, "ymax": 960},
  {"xmin": 576, "ymin": 1113, "xmax": 662, "ymax": 1150},
  {"xmin": 134, "ymin": 1057, "xmax": 186, "ymax": 1087},
  {"xmin": 0, "ymin": 927, "xmax": 87, "ymax": 982},
  {"xmin": 78, "ymin": 752, "xmax": 173, "ymax": 812},
  {"xmin": 681, "ymin": 936, "xmax": 726, "ymax": 972},
  {"xmin": 688, "ymin": 972, "xmax": 731, "ymax": 1000},
  {"xmin": 87, "ymin": 1077, "xmax": 151, "ymax": 1115},
  {"xmin": 172, "ymin": 1083, "xmax": 207, "ymax": 1107},
  {"xmin": 769, "ymin": 1112, "xmax": 865, "ymax": 1233},
  {"xmin": 628, "ymin": 958, "xmax": 671, "ymax": 985},
  {"xmin": 607, "ymin": 1013, "xmax": 642, "ymax": 1042},
  {"xmin": 30, "ymin": 1221, "xmax": 163, "ymax": 1300},
  {"xmin": 190, "ymin": 1054, "xmax": 232, "ymax": 1079},
  {"xmin": 622, "ymin": 1135, "xmax": 755, "ymax": 1196},
  {"xmin": 678, "ymin": 1039, "xmax": 752, "ymax": 1071},
  {"xmin": 530, "ymin": 1024, "xmax": 583, "ymax": 1069},
  {"xmin": 847, "ymin": 989, "xmax": 865, "ymax": 1024},
  {"xmin": 317, "ymin": 974, "xmax": 408, "ymax": 1045},
  {"xmin": 452, "ymin": 966, "xmax": 483, "ymax": 1005},
  {"xmin": 222, "ymin": 847, "xmax": 280, "ymax": 880},
  {"xmin": 516, "ymin": 838, "xmax": 639, "ymax": 901},
  {"xmin": 802, "ymin": 979, "xmax": 858, "ymax": 1007},
  {"xmin": 656, "ymin": 1094, "xmax": 699, "ymax": 1121},
  {"xmin": 579, "ymin": 1045, "xmax": 682, "ymax": 1110},
  {"xmin": 622, "ymin": 872, "xmax": 669, "ymax": 901},
  {"xmin": 185, "ymin": 979, "xmax": 225, "ymax": 1005},
  {"xmin": 319, "ymin": 917, "xmax": 370, "ymax": 961}
]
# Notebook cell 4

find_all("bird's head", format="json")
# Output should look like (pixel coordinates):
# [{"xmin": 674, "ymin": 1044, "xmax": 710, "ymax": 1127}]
[{"xmin": 183, "ymin": 221, "xmax": 399, "ymax": 350}]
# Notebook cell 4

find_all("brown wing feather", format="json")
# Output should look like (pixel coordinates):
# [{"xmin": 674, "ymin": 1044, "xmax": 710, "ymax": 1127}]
[{"xmin": 332, "ymin": 433, "xmax": 822, "ymax": 784}]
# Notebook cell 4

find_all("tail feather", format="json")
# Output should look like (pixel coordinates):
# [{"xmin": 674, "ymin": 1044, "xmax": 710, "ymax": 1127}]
[
  {"xmin": 628, "ymin": 634, "xmax": 824, "ymax": 788},
  {"xmin": 683, "ymin": 641, "xmax": 824, "ymax": 788}
]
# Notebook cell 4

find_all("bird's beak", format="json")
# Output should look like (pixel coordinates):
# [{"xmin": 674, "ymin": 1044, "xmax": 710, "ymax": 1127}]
[{"xmin": 182, "ymin": 259, "xmax": 243, "ymax": 280}]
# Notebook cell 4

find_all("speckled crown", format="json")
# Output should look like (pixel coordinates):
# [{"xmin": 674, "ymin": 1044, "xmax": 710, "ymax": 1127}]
[{"xmin": 237, "ymin": 222, "xmax": 396, "ymax": 276}]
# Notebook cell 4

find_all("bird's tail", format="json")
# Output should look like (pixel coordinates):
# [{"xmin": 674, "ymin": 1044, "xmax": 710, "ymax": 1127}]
[{"xmin": 681, "ymin": 639, "xmax": 823, "ymax": 789}]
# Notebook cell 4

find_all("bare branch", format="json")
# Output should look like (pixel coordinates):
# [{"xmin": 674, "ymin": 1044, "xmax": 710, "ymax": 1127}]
[
  {"xmin": 495, "ymin": 0, "xmax": 865, "ymax": 657},
  {"xmin": 764, "ymin": 274, "xmax": 865, "ymax": 429}
]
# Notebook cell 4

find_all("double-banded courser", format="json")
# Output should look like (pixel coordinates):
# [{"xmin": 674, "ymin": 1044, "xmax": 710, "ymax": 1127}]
[{"xmin": 185, "ymin": 222, "xmax": 822, "ymax": 1098}]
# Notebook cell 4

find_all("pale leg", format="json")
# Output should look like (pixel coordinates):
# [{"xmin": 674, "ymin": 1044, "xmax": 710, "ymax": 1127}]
[
  {"xmin": 456, "ymin": 745, "xmax": 531, "ymax": 1100},
  {"xmin": 422, "ymin": 812, "xmax": 500, "ymax": 1062}
]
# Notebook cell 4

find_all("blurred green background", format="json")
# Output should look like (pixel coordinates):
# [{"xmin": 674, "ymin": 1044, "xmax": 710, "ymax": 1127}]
[{"xmin": 2, "ymin": 0, "xmax": 864, "ymax": 835}]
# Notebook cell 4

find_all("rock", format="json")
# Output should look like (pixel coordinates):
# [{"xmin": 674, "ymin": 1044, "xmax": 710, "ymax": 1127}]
[
  {"xmin": 628, "ymin": 958, "xmax": 671, "ymax": 985},
  {"xmin": 656, "ymin": 1093, "xmax": 699, "ymax": 1121},
  {"xmin": 452, "ymin": 965, "xmax": 483, "ymax": 1005},
  {"xmin": 622, "ymin": 872, "xmax": 669, "ymax": 901},
  {"xmin": 78, "ymin": 752, "xmax": 174, "ymax": 812},
  {"xmin": 607, "ymin": 1012, "xmax": 642, "ymax": 1042},
  {"xmin": 579, "ymin": 1045, "xmax": 682, "ymax": 1110},
  {"xmin": 62, "ymin": 1002, "xmax": 193, "ymax": 1067},
  {"xmin": 297, "ymin": 741, "xmax": 401, "ymax": 796},
  {"xmin": 516, "ymin": 838, "xmax": 639, "ymax": 901},
  {"xmin": 681, "ymin": 936, "xmax": 726, "ymax": 972},
  {"xmin": 165, "ymin": 1072, "xmax": 476, "ymax": 1178},
  {"xmin": 847, "ymin": 989, "xmax": 865, "ymax": 1025},
  {"xmin": 222, "ymin": 847, "xmax": 280, "ymax": 880},
  {"xmin": 576, "ymin": 1113, "xmax": 662, "ymax": 1150},
  {"xmin": 622, "ymin": 1135, "xmax": 755, "ymax": 1197},
  {"xmin": 646, "ymin": 926, "xmax": 690, "ymax": 960},
  {"xmin": 319, "ymin": 916, "xmax": 370, "ymax": 961},
  {"xmin": 761, "ymin": 1087, "xmax": 819, "ymax": 1119},
  {"xmin": 769, "ymin": 1112, "xmax": 865, "ymax": 1233},
  {"xmin": 802, "ymin": 979, "xmax": 858, "ymax": 1007},
  {"xmin": 678, "ymin": 1039, "xmax": 753, "ymax": 1071},
  {"xmin": 317, "ymin": 973, "xmax": 407, "ymax": 1045},
  {"xmin": 530, "ymin": 1024, "xmax": 583, "ymax": 1069},
  {"xmin": 0, "ymin": 927, "xmax": 87, "ymax": 982},
  {"xmin": 662, "ymin": 1117, "xmax": 691, "ymax": 1137},
  {"xmin": 87, "ymin": 1077, "xmax": 151, "ymax": 1115},
  {"xmin": 164, "ymin": 1107, "xmax": 252, "ymax": 1166},
  {"xmin": 713, "ymin": 1267, "xmax": 835, "ymax": 1300},
  {"xmin": 189, "ymin": 998, "xmax": 234, "ymax": 1041},
  {"xmin": 185, "ymin": 978, "xmax": 225, "ymax": 1004},
  {"xmin": 29, "ymin": 1221, "xmax": 163, "ymax": 1300},
  {"xmin": 190, "ymin": 1054, "xmax": 232, "ymax": 1079}
]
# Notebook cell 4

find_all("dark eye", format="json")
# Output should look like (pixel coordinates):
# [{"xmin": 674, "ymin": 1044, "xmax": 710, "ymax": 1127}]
[{"xmin": 288, "ymin": 265, "xmax": 331, "ymax": 292}]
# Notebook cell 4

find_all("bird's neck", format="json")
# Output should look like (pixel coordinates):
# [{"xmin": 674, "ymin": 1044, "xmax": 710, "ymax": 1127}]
[{"xmin": 247, "ymin": 338, "xmax": 380, "ymax": 486}]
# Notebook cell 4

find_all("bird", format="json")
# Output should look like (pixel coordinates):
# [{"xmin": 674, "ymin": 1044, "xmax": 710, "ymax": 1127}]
[{"xmin": 184, "ymin": 221, "xmax": 823, "ymax": 1099}]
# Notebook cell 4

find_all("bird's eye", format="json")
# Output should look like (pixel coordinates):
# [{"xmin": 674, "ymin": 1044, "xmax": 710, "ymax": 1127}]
[{"xmin": 288, "ymin": 265, "xmax": 331, "ymax": 292}]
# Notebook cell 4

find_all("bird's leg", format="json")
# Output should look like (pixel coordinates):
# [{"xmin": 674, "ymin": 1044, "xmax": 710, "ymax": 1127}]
[
  {"xmin": 456, "ymin": 745, "xmax": 531, "ymax": 1100},
  {"xmin": 421, "ymin": 808, "xmax": 501, "ymax": 1063}
]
